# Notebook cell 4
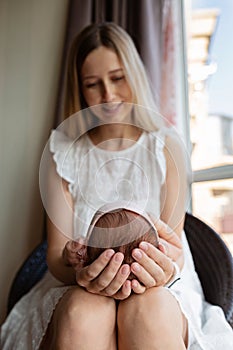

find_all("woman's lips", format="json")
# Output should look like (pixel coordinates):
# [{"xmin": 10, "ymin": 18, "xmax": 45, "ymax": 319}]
[{"xmin": 101, "ymin": 102, "xmax": 123, "ymax": 115}]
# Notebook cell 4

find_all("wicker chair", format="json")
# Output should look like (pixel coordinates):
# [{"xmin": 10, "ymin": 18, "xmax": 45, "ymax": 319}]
[
  {"xmin": 7, "ymin": 240, "xmax": 48, "ymax": 314},
  {"xmin": 184, "ymin": 212, "xmax": 233, "ymax": 327},
  {"xmin": 7, "ymin": 213, "xmax": 233, "ymax": 328}
]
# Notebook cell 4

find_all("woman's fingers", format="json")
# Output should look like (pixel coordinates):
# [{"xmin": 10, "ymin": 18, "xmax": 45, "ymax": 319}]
[
  {"xmin": 77, "ymin": 250, "xmax": 131, "ymax": 297},
  {"xmin": 131, "ymin": 262, "xmax": 158, "ymax": 287},
  {"xmin": 139, "ymin": 243, "xmax": 173, "ymax": 275},
  {"xmin": 113, "ymin": 280, "xmax": 132, "ymax": 300},
  {"xmin": 76, "ymin": 249, "xmax": 115, "ymax": 287},
  {"xmin": 88, "ymin": 252, "xmax": 125, "ymax": 292},
  {"xmin": 76, "ymin": 251, "xmax": 133, "ymax": 299},
  {"xmin": 131, "ymin": 279, "xmax": 146, "ymax": 294},
  {"xmin": 131, "ymin": 244, "xmax": 174, "ymax": 286},
  {"xmin": 158, "ymin": 238, "xmax": 182, "ymax": 261},
  {"xmin": 158, "ymin": 241, "xmax": 168, "ymax": 255},
  {"xmin": 75, "ymin": 248, "xmax": 134, "ymax": 299},
  {"xmin": 102, "ymin": 263, "xmax": 130, "ymax": 296},
  {"xmin": 154, "ymin": 219, "xmax": 182, "ymax": 248}
]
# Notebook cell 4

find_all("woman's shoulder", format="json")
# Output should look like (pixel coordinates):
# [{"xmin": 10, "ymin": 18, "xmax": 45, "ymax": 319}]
[
  {"xmin": 146, "ymin": 127, "xmax": 188, "ymax": 157},
  {"xmin": 50, "ymin": 129, "xmax": 88, "ymax": 152},
  {"xmin": 48, "ymin": 129, "xmax": 89, "ymax": 186},
  {"xmin": 159, "ymin": 128, "xmax": 190, "ymax": 175}
]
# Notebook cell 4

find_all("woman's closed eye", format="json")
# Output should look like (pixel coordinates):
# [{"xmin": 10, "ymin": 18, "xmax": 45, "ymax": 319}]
[
  {"xmin": 85, "ymin": 81, "xmax": 99, "ymax": 89},
  {"xmin": 83, "ymin": 75, "xmax": 125, "ymax": 89},
  {"xmin": 111, "ymin": 75, "xmax": 125, "ymax": 82}
]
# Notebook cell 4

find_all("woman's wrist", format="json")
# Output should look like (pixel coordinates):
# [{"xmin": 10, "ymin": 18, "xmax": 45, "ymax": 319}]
[{"xmin": 164, "ymin": 261, "xmax": 181, "ymax": 288}]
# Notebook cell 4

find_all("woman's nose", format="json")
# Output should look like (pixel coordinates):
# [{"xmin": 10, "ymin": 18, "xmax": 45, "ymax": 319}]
[{"xmin": 101, "ymin": 81, "xmax": 115, "ymax": 102}]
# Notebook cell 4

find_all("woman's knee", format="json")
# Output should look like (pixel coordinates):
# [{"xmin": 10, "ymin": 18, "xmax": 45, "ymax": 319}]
[
  {"xmin": 51, "ymin": 287, "xmax": 116, "ymax": 340},
  {"xmin": 118, "ymin": 287, "xmax": 184, "ymax": 333},
  {"xmin": 42, "ymin": 287, "xmax": 117, "ymax": 349},
  {"xmin": 58, "ymin": 287, "xmax": 116, "ymax": 326},
  {"xmin": 41, "ymin": 287, "xmax": 117, "ymax": 349}
]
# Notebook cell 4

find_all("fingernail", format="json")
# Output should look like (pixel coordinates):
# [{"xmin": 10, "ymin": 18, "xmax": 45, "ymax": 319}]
[
  {"xmin": 133, "ymin": 249, "xmax": 142, "ymax": 259},
  {"xmin": 132, "ymin": 263, "xmax": 140, "ymax": 272},
  {"xmin": 115, "ymin": 253, "xmax": 123, "ymax": 262},
  {"xmin": 158, "ymin": 242, "xmax": 167, "ymax": 254},
  {"xmin": 122, "ymin": 265, "xmax": 129, "ymax": 275},
  {"xmin": 126, "ymin": 280, "xmax": 131, "ymax": 288},
  {"xmin": 139, "ymin": 242, "xmax": 148, "ymax": 251},
  {"xmin": 106, "ymin": 250, "xmax": 115, "ymax": 258},
  {"xmin": 132, "ymin": 280, "xmax": 138, "ymax": 288}
]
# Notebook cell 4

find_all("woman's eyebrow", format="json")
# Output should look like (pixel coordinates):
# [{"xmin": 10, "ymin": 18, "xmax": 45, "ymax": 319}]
[
  {"xmin": 109, "ymin": 68, "xmax": 124, "ymax": 74},
  {"xmin": 82, "ymin": 68, "xmax": 124, "ymax": 80}
]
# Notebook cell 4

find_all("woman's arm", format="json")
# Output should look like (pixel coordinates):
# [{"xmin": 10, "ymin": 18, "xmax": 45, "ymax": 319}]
[
  {"xmin": 46, "ymin": 173, "xmax": 79, "ymax": 285},
  {"xmin": 46, "ymin": 160, "xmax": 132, "ymax": 298},
  {"xmin": 160, "ymin": 132, "xmax": 188, "ymax": 239},
  {"xmin": 129, "ymin": 132, "xmax": 188, "ymax": 291},
  {"xmin": 159, "ymin": 132, "xmax": 188, "ymax": 269}
]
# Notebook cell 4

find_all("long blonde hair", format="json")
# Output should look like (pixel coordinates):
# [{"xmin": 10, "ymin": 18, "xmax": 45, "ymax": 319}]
[{"xmin": 65, "ymin": 22, "xmax": 163, "ymax": 133}]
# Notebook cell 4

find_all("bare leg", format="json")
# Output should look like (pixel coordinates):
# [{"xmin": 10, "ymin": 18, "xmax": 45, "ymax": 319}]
[
  {"xmin": 117, "ymin": 287, "xmax": 188, "ymax": 350},
  {"xmin": 40, "ymin": 286, "xmax": 117, "ymax": 350}
]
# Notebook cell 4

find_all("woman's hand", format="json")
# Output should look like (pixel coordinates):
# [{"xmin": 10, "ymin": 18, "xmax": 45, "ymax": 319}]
[
  {"xmin": 130, "ymin": 219, "xmax": 183, "ymax": 293},
  {"xmin": 154, "ymin": 219, "xmax": 183, "ymax": 263},
  {"xmin": 75, "ymin": 250, "xmax": 132, "ymax": 300},
  {"xmin": 63, "ymin": 240, "xmax": 132, "ymax": 300}
]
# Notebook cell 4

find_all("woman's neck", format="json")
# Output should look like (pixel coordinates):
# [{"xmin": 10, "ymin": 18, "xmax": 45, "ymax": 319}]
[{"xmin": 88, "ymin": 124, "xmax": 142, "ymax": 151}]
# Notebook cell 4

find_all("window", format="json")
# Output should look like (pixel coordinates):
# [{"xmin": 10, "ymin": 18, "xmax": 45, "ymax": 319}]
[{"xmin": 184, "ymin": 0, "xmax": 233, "ymax": 253}]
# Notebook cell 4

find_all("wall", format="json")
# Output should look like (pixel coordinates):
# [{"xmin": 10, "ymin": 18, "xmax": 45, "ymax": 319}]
[{"xmin": 0, "ymin": 0, "xmax": 69, "ymax": 324}]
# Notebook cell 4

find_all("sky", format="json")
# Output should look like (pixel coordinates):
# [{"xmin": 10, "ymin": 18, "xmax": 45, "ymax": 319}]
[{"xmin": 192, "ymin": 0, "xmax": 233, "ymax": 117}]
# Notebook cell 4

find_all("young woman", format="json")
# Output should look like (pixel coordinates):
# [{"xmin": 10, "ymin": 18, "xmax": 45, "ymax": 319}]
[{"xmin": 1, "ymin": 22, "xmax": 232, "ymax": 350}]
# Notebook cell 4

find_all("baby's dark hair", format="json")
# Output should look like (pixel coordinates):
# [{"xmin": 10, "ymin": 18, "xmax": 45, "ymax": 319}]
[{"xmin": 85, "ymin": 209, "xmax": 158, "ymax": 280}]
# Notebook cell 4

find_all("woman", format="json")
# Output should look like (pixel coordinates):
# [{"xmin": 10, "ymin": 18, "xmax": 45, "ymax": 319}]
[{"xmin": 1, "ymin": 22, "xmax": 232, "ymax": 350}]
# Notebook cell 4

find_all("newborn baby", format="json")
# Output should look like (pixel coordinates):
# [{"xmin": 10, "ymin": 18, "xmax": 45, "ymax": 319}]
[{"xmin": 85, "ymin": 208, "xmax": 159, "ymax": 280}]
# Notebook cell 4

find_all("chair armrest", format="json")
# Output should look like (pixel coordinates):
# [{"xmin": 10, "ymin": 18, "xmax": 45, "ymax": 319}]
[
  {"xmin": 7, "ymin": 240, "xmax": 48, "ymax": 314},
  {"xmin": 184, "ymin": 212, "xmax": 233, "ymax": 328}
]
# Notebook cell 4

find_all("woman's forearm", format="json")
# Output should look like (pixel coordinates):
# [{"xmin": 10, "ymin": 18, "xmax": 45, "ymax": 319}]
[{"xmin": 46, "ymin": 249, "xmax": 77, "ymax": 285}]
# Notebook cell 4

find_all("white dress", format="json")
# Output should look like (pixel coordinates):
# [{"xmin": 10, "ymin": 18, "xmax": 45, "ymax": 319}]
[{"xmin": 1, "ymin": 128, "xmax": 233, "ymax": 349}]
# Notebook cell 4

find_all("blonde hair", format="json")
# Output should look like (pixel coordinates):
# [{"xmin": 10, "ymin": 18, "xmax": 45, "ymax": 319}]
[{"xmin": 65, "ymin": 22, "xmax": 162, "ymax": 133}]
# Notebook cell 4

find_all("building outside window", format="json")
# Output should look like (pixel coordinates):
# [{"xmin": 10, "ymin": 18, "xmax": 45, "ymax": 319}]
[{"xmin": 185, "ymin": 0, "xmax": 233, "ymax": 252}]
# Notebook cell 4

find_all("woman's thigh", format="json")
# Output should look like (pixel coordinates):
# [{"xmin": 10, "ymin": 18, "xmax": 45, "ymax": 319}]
[{"xmin": 40, "ymin": 286, "xmax": 117, "ymax": 350}]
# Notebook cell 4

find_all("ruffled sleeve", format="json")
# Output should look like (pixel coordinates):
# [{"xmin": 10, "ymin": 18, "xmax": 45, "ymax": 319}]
[{"xmin": 49, "ymin": 129, "xmax": 76, "ymax": 193}]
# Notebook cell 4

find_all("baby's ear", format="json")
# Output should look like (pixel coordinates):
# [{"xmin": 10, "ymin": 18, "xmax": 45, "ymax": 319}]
[{"xmin": 76, "ymin": 236, "xmax": 88, "ymax": 248}]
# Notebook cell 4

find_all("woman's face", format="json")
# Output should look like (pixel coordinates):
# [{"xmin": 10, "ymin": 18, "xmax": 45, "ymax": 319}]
[{"xmin": 81, "ymin": 46, "xmax": 133, "ymax": 122}]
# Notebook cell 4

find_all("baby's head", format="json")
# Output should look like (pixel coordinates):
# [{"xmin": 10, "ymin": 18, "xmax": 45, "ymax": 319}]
[{"xmin": 85, "ymin": 207, "xmax": 159, "ymax": 280}]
